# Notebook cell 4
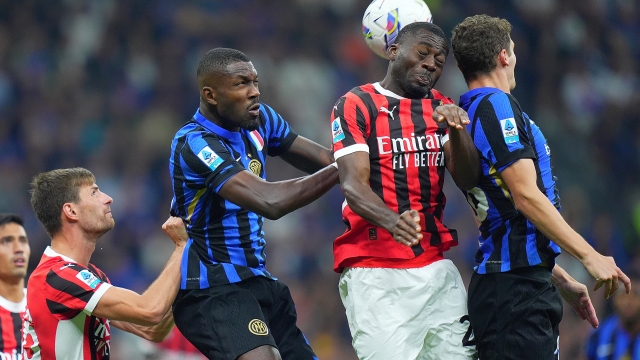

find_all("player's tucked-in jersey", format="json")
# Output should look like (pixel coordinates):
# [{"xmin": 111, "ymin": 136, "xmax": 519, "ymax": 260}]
[
  {"xmin": 586, "ymin": 316, "xmax": 640, "ymax": 360},
  {"xmin": 331, "ymin": 83, "xmax": 458, "ymax": 272},
  {"xmin": 459, "ymin": 87, "xmax": 561, "ymax": 274},
  {"xmin": 170, "ymin": 104, "xmax": 298, "ymax": 289},
  {"xmin": 0, "ymin": 290, "xmax": 25, "ymax": 360},
  {"xmin": 23, "ymin": 247, "xmax": 112, "ymax": 360}
]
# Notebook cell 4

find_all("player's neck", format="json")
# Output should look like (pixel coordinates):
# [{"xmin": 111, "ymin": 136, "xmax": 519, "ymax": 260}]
[
  {"xmin": 198, "ymin": 103, "xmax": 240, "ymax": 132},
  {"xmin": 51, "ymin": 230, "xmax": 98, "ymax": 266},
  {"xmin": 0, "ymin": 278, "xmax": 25, "ymax": 303},
  {"xmin": 466, "ymin": 72, "xmax": 511, "ymax": 94}
]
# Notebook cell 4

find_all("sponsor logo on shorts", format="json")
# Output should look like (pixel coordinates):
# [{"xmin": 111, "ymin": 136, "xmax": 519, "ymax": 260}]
[
  {"xmin": 248, "ymin": 319, "xmax": 269, "ymax": 336},
  {"xmin": 248, "ymin": 159, "xmax": 262, "ymax": 176}
]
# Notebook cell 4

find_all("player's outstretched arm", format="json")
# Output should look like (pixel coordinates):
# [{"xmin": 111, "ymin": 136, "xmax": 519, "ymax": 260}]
[
  {"xmin": 91, "ymin": 217, "xmax": 187, "ymax": 327},
  {"xmin": 337, "ymin": 151, "xmax": 422, "ymax": 247},
  {"xmin": 279, "ymin": 136, "xmax": 334, "ymax": 174},
  {"xmin": 551, "ymin": 264, "xmax": 599, "ymax": 329},
  {"xmin": 218, "ymin": 165, "xmax": 338, "ymax": 220},
  {"xmin": 111, "ymin": 309, "xmax": 175, "ymax": 342},
  {"xmin": 433, "ymin": 104, "xmax": 480, "ymax": 190},
  {"xmin": 501, "ymin": 158, "xmax": 631, "ymax": 299}
]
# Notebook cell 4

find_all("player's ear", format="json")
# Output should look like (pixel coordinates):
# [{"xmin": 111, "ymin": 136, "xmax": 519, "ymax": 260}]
[
  {"xmin": 498, "ymin": 49, "xmax": 509, "ymax": 66},
  {"xmin": 202, "ymin": 86, "xmax": 218, "ymax": 106},
  {"xmin": 388, "ymin": 43, "xmax": 399, "ymax": 60},
  {"xmin": 62, "ymin": 203, "xmax": 79, "ymax": 222}
]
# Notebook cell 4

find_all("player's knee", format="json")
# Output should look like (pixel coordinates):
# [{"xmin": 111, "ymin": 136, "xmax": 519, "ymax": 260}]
[{"xmin": 238, "ymin": 345, "xmax": 282, "ymax": 360}]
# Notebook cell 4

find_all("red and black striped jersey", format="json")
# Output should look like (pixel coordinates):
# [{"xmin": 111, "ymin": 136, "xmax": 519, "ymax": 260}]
[
  {"xmin": 23, "ymin": 247, "xmax": 112, "ymax": 360},
  {"xmin": 331, "ymin": 83, "xmax": 458, "ymax": 272},
  {"xmin": 0, "ymin": 290, "xmax": 25, "ymax": 360},
  {"xmin": 155, "ymin": 327, "xmax": 205, "ymax": 359}
]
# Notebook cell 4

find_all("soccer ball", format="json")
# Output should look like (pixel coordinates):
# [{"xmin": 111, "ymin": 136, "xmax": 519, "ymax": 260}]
[{"xmin": 362, "ymin": 0, "xmax": 433, "ymax": 59}]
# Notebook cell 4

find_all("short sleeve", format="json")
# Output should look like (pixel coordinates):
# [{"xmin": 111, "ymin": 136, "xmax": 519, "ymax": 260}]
[
  {"xmin": 180, "ymin": 133, "xmax": 246, "ymax": 192},
  {"xmin": 45, "ymin": 263, "xmax": 113, "ymax": 320},
  {"xmin": 471, "ymin": 93, "xmax": 535, "ymax": 172},
  {"xmin": 331, "ymin": 92, "xmax": 370, "ymax": 160},
  {"xmin": 260, "ymin": 104, "xmax": 298, "ymax": 156}
]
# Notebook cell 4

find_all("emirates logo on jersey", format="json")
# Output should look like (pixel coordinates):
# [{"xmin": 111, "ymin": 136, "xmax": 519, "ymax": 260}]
[{"xmin": 377, "ymin": 133, "xmax": 445, "ymax": 170}]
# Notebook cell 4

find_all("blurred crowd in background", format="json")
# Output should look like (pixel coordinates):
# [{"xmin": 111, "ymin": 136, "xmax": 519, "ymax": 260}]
[{"xmin": 0, "ymin": 0, "xmax": 638, "ymax": 358}]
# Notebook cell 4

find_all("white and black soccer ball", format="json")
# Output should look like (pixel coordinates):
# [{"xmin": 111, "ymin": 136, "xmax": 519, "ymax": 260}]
[{"xmin": 362, "ymin": 0, "xmax": 433, "ymax": 59}]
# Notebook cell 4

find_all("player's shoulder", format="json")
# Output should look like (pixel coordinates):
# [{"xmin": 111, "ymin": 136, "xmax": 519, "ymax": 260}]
[{"xmin": 430, "ymin": 89, "xmax": 454, "ymax": 104}]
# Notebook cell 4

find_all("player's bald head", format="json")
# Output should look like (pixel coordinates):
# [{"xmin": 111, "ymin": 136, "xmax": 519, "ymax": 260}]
[{"xmin": 197, "ymin": 48, "xmax": 251, "ymax": 87}]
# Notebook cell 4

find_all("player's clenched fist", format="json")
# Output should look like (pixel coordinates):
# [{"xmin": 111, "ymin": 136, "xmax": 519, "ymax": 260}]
[
  {"xmin": 392, "ymin": 210, "xmax": 423, "ymax": 247},
  {"xmin": 162, "ymin": 216, "xmax": 188, "ymax": 247},
  {"xmin": 432, "ymin": 104, "xmax": 470, "ymax": 130}
]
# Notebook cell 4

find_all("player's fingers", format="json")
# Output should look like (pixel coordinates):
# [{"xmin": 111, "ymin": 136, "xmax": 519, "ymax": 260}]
[
  {"xmin": 593, "ymin": 279, "xmax": 604, "ymax": 292},
  {"xmin": 393, "ymin": 227, "xmax": 419, "ymax": 246},
  {"xmin": 605, "ymin": 279, "xmax": 612, "ymax": 299},
  {"xmin": 619, "ymin": 270, "xmax": 632, "ymax": 294},
  {"xmin": 583, "ymin": 301, "xmax": 599, "ymax": 329}
]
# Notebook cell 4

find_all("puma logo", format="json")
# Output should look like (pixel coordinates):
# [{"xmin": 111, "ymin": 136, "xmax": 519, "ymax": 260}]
[{"xmin": 379, "ymin": 106, "xmax": 396, "ymax": 120}]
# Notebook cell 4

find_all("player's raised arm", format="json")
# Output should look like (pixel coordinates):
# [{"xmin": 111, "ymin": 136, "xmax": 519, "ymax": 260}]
[
  {"xmin": 279, "ymin": 136, "xmax": 334, "ymax": 174},
  {"xmin": 91, "ymin": 217, "xmax": 187, "ymax": 326},
  {"xmin": 433, "ymin": 104, "xmax": 480, "ymax": 190}
]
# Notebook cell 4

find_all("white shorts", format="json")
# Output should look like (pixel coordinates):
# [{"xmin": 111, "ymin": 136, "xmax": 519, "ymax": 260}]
[{"xmin": 339, "ymin": 259, "xmax": 477, "ymax": 360}]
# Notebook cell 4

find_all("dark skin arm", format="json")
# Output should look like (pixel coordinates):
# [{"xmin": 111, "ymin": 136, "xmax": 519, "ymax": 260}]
[
  {"xmin": 218, "ymin": 165, "xmax": 339, "ymax": 220},
  {"xmin": 279, "ymin": 136, "xmax": 334, "ymax": 174},
  {"xmin": 337, "ymin": 152, "xmax": 423, "ymax": 247},
  {"xmin": 434, "ymin": 104, "xmax": 480, "ymax": 190}
]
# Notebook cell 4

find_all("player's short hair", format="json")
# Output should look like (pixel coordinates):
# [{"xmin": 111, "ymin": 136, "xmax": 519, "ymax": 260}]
[
  {"xmin": 394, "ymin": 22, "xmax": 449, "ymax": 56},
  {"xmin": 30, "ymin": 168, "xmax": 96, "ymax": 237},
  {"xmin": 0, "ymin": 213, "xmax": 24, "ymax": 228},
  {"xmin": 196, "ymin": 48, "xmax": 251, "ymax": 78},
  {"xmin": 451, "ymin": 15, "xmax": 512, "ymax": 82}
]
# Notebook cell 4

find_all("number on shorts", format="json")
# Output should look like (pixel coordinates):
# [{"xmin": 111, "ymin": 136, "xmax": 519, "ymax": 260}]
[{"xmin": 459, "ymin": 315, "xmax": 476, "ymax": 347}]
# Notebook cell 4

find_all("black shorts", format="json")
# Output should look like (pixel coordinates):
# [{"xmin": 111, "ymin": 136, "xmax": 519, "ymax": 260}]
[
  {"xmin": 172, "ymin": 277, "xmax": 317, "ymax": 360},
  {"xmin": 467, "ymin": 266, "xmax": 563, "ymax": 360}
]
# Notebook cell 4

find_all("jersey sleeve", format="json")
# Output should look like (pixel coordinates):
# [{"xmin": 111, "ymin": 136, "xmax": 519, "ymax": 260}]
[
  {"xmin": 471, "ymin": 93, "xmax": 536, "ymax": 172},
  {"xmin": 260, "ymin": 104, "xmax": 298, "ymax": 156},
  {"xmin": 180, "ymin": 133, "xmax": 246, "ymax": 192},
  {"xmin": 44, "ymin": 263, "xmax": 113, "ymax": 320},
  {"xmin": 331, "ymin": 92, "xmax": 371, "ymax": 160}
]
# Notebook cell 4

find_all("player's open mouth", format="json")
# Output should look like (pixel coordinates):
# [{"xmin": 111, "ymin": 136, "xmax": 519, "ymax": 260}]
[
  {"xmin": 248, "ymin": 103, "xmax": 260, "ymax": 116},
  {"xmin": 13, "ymin": 258, "xmax": 25, "ymax": 266}
]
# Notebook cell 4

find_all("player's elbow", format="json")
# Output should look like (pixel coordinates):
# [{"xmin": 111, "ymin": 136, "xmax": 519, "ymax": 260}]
[
  {"xmin": 511, "ymin": 191, "xmax": 536, "ymax": 215},
  {"xmin": 136, "ymin": 308, "xmax": 166, "ymax": 327}
]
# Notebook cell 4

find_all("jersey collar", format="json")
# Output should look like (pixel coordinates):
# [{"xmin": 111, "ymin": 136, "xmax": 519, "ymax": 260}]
[
  {"xmin": 459, "ymin": 87, "xmax": 504, "ymax": 108},
  {"xmin": 193, "ymin": 109, "xmax": 243, "ymax": 142},
  {"xmin": 373, "ymin": 82, "xmax": 434, "ymax": 99},
  {"xmin": 44, "ymin": 246, "xmax": 78, "ymax": 263}
]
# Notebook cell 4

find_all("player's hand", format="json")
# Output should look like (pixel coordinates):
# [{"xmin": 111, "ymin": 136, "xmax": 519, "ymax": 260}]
[
  {"xmin": 556, "ymin": 279, "xmax": 599, "ymax": 329},
  {"xmin": 162, "ymin": 216, "xmax": 188, "ymax": 247},
  {"xmin": 391, "ymin": 210, "xmax": 422, "ymax": 247},
  {"xmin": 432, "ymin": 104, "xmax": 470, "ymax": 130},
  {"xmin": 582, "ymin": 252, "xmax": 631, "ymax": 299}
]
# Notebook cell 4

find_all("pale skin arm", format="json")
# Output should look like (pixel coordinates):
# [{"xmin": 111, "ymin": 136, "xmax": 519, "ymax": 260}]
[
  {"xmin": 551, "ymin": 265, "xmax": 599, "ymax": 328},
  {"xmin": 91, "ymin": 217, "xmax": 187, "ymax": 327},
  {"xmin": 279, "ymin": 136, "xmax": 334, "ymax": 174},
  {"xmin": 433, "ymin": 105, "xmax": 480, "ymax": 190},
  {"xmin": 501, "ymin": 158, "xmax": 631, "ymax": 298},
  {"xmin": 111, "ymin": 310, "xmax": 175, "ymax": 342},
  {"xmin": 218, "ymin": 164, "xmax": 338, "ymax": 221},
  {"xmin": 337, "ymin": 151, "xmax": 423, "ymax": 247}
]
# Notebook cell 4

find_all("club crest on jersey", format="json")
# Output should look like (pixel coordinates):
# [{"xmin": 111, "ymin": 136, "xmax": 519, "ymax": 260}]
[
  {"xmin": 332, "ymin": 117, "xmax": 345, "ymax": 143},
  {"xmin": 249, "ymin": 130, "xmax": 264, "ymax": 151},
  {"xmin": 499, "ymin": 118, "xmax": 519, "ymax": 144},
  {"xmin": 77, "ymin": 270, "xmax": 101, "ymax": 289},
  {"xmin": 197, "ymin": 146, "xmax": 224, "ymax": 171},
  {"xmin": 248, "ymin": 319, "xmax": 269, "ymax": 336},
  {"xmin": 248, "ymin": 159, "xmax": 262, "ymax": 176}
]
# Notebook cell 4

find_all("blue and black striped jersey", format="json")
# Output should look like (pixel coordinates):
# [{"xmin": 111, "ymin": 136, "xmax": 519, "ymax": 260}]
[
  {"xmin": 586, "ymin": 316, "xmax": 640, "ymax": 360},
  {"xmin": 169, "ymin": 104, "xmax": 298, "ymax": 289},
  {"xmin": 459, "ymin": 87, "xmax": 561, "ymax": 274}
]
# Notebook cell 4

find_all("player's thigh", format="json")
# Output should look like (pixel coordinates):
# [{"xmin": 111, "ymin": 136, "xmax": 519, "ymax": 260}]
[
  {"xmin": 419, "ymin": 260, "xmax": 477, "ymax": 360},
  {"xmin": 339, "ymin": 263, "xmax": 458, "ymax": 360},
  {"xmin": 468, "ymin": 269, "xmax": 562, "ymax": 360},
  {"xmin": 265, "ymin": 280, "xmax": 317, "ymax": 360},
  {"xmin": 172, "ymin": 286, "xmax": 278, "ymax": 360}
]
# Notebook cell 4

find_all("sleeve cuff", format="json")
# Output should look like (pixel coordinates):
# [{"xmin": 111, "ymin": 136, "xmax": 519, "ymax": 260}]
[
  {"xmin": 334, "ymin": 144, "xmax": 369, "ymax": 160},
  {"xmin": 84, "ymin": 283, "xmax": 112, "ymax": 315},
  {"xmin": 495, "ymin": 148, "xmax": 536, "ymax": 172}
]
